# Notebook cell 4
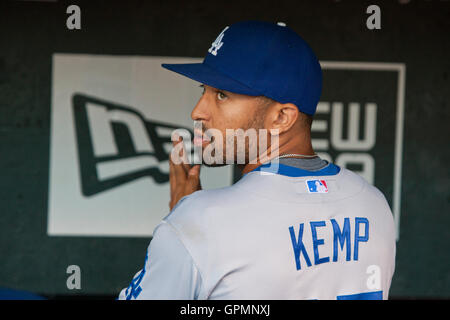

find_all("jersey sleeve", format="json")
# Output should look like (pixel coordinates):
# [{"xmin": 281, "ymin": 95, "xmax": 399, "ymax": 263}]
[{"xmin": 117, "ymin": 221, "xmax": 202, "ymax": 300}]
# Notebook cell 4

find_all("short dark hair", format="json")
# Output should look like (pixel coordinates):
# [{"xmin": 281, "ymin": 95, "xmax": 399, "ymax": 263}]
[
  {"xmin": 256, "ymin": 95, "xmax": 275, "ymax": 108},
  {"xmin": 301, "ymin": 112, "xmax": 313, "ymax": 128}
]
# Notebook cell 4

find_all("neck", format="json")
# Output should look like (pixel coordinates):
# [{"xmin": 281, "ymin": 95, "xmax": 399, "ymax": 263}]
[{"xmin": 239, "ymin": 135, "xmax": 315, "ymax": 174}]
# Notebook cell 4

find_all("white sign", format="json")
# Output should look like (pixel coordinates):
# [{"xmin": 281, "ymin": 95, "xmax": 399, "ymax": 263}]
[{"xmin": 48, "ymin": 54, "xmax": 233, "ymax": 237}]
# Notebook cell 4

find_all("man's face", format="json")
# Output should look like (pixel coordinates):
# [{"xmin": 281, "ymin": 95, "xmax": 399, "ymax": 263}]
[{"xmin": 191, "ymin": 84, "xmax": 270, "ymax": 166}]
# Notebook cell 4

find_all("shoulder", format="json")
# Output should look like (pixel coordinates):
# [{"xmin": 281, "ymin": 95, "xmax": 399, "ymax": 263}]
[
  {"xmin": 157, "ymin": 186, "xmax": 244, "ymax": 273},
  {"xmin": 337, "ymin": 167, "xmax": 378, "ymax": 197},
  {"xmin": 161, "ymin": 185, "xmax": 242, "ymax": 242},
  {"xmin": 340, "ymin": 167, "xmax": 389, "ymax": 202},
  {"xmin": 166, "ymin": 185, "xmax": 240, "ymax": 219},
  {"xmin": 339, "ymin": 167, "xmax": 394, "ymax": 221}
]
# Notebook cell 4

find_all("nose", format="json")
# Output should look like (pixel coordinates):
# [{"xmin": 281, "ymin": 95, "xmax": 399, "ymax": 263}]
[{"xmin": 191, "ymin": 93, "xmax": 210, "ymax": 122}]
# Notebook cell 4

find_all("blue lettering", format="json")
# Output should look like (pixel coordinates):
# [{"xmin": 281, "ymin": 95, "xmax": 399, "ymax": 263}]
[
  {"xmin": 289, "ymin": 224, "xmax": 312, "ymax": 270},
  {"xmin": 331, "ymin": 218, "xmax": 351, "ymax": 262},
  {"xmin": 125, "ymin": 252, "xmax": 148, "ymax": 300},
  {"xmin": 310, "ymin": 221, "xmax": 330, "ymax": 265},
  {"xmin": 354, "ymin": 217, "xmax": 369, "ymax": 261}
]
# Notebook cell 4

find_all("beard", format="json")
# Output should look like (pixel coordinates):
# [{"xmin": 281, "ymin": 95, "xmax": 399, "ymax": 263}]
[{"xmin": 198, "ymin": 110, "xmax": 267, "ymax": 167}]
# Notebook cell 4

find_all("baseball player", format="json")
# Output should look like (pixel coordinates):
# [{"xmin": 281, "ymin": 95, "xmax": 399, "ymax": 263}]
[{"xmin": 118, "ymin": 21, "xmax": 396, "ymax": 300}]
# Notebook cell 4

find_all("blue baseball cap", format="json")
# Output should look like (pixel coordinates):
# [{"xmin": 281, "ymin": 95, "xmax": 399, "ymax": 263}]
[{"xmin": 162, "ymin": 20, "xmax": 322, "ymax": 115}]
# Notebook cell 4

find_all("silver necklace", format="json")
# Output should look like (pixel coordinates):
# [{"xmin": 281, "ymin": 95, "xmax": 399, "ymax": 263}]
[{"xmin": 274, "ymin": 153, "xmax": 318, "ymax": 160}]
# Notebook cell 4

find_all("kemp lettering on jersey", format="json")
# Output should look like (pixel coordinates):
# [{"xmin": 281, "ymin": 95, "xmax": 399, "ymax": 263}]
[{"xmin": 289, "ymin": 217, "xmax": 368, "ymax": 270}]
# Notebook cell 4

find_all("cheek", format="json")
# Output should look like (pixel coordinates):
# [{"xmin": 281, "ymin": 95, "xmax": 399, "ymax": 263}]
[{"xmin": 212, "ymin": 102, "xmax": 252, "ymax": 131}]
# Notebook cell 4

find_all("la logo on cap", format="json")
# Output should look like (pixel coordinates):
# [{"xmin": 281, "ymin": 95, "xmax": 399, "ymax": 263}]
[{"xmin": 208, "ymin": 26, "xmax": 229, "ymax": 56}]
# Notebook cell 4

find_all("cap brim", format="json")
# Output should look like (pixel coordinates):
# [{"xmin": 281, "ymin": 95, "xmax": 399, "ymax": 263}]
[{"xmin": 161, "ymin": 62, "xmax": 261, "ymax": 96}]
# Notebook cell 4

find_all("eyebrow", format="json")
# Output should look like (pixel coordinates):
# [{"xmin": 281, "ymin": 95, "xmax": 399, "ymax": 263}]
[{"xmin": 200, "ymin": 84, "xmax": 231, "ymax": 94}]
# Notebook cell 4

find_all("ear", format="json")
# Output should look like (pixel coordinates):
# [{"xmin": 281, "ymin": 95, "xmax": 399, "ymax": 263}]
[{"xmin": 268, "ymin": 103, "xmax": 299, "ymax": 134}]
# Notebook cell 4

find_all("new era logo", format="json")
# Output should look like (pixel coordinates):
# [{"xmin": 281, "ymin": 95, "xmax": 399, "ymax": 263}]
[
  {"xmin": 306, "ymin": 179, "xmax": 329, "ymax": 193},
  {"xmin": 72, "ymin": 93, "xmax": 193, "ymax": 197}
]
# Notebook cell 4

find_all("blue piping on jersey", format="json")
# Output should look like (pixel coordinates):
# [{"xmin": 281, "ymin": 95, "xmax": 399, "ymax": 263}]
[{"xmin": 249, "ymin": 162, "xmax": 341, "ymax": 177}]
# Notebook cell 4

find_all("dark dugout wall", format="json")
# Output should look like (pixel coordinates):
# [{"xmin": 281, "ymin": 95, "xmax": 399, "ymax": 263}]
[{"xmin": 0, "ymin": 0, "xmax": 448, "ymax": 298}]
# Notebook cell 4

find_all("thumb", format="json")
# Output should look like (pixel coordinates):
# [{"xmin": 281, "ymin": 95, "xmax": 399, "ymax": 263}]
[
  {"xmin": 187, "ymin": 165, "xmax": 201, "ymax": 188},
  {"xmin": 188, "ymin": 164, "xmax": 200, "ymax": 177}
]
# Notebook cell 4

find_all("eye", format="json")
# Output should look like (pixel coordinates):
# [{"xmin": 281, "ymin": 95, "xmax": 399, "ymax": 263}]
[
  {"xmin": 217, "ymin": 91, "xmax": 227, "ymax": 101},
  {"xmin": 199, "ymin": 84, "xmax": 205, "ymax": 95}
]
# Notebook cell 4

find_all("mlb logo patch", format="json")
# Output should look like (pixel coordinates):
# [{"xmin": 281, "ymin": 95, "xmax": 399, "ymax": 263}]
[{"xmin": 306, "ymin": 180, "xmax": 329, "ymax": 193}]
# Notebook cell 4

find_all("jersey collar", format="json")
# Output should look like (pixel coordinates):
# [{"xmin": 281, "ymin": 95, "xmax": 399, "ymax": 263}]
[{"xmin": 249, "ymin": 162, "xmax": 341, "ymax": 177}]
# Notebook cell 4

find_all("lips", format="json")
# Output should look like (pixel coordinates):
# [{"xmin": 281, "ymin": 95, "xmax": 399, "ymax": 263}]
[
  {"xmin": 193, "ymin": 136, "xmax": 205, "ymax": 146},
  {"xmin": 193, "ymin": 130, "xmax": 213, "ymax": 146}
]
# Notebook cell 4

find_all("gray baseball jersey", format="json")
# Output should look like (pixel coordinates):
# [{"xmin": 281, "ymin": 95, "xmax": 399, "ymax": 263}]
[{"xmin": 118, "ymin": 160, "xmax": 396, "ymax": 300}]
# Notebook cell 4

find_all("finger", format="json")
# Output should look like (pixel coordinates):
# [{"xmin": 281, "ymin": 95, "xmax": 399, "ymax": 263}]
[
  {"xmin": 172, "ymin": 155, "xmax": 187, "ymax": 183},
  {"xmin": 172, "ymin": 132, "xmax": 181, "ymax": 146},
  {"xmin": 182, "ymin": 151, "xmax": 192, "ymax": 173},
  {"xmin": 180, "ymin": 143, "xmax": 191, "ymax": 174},
  {"xmin": 169, "ymin": 156, "xmax": 177, "ymax": 194},
  {"xmin": 186, "ymin": 165, "xmax": 201, "ymax": 192},
  {"xmin": 172, "ymin": 134, "xmax": 191, "ymax": 174}
]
